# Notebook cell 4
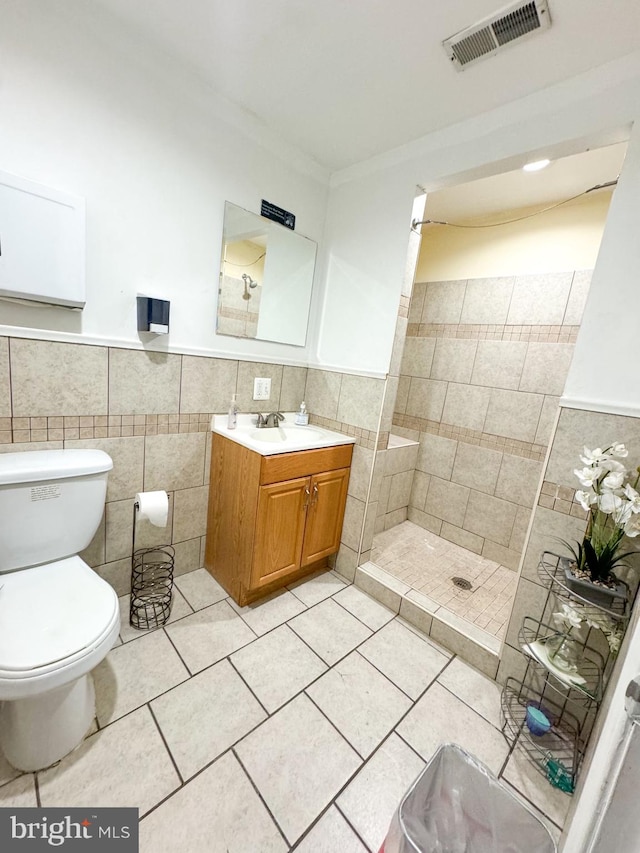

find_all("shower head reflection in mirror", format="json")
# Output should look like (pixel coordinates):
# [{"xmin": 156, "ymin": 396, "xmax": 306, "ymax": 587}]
[
  {"xmin": 241, "ymin": 273, "xmax": 258, "ymax": 301},
  {"xmin": 216, "ymin": 201, "xmax": 317, "ymax": 346}
]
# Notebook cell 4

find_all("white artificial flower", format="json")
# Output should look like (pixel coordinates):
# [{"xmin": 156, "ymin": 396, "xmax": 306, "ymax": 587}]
[
  {"xmin": 610, "ymin": 443, "xmax": 629, "ymax": 458},
  {"xmin": 607, "ymin": 631, "xmax": 622, "ymax": 655},
  {"xmin": 580, "ymin": 447, "xmax": 607, "ymax": 465},
  {"xmin": 624, "ymin": 484, "xmax": 640, "ymax": 513},
  {"xmin": 553, "ymin": 603, "xmax": 584, "ymax": 630},
  {"xmin": 574, "ymin": 466, "xmax": 602, "ymax": 487},
  {"xmin": 614, "ymin": 501, "xmax": 633, "ymax": 527},
  {"xmin": 600, "ymin": 458, "xmax": 627, "ymax": 474},
  {"xmin": 599, "ymin": 492, "xmax": 623, "ymax": 515},
  {"xmin": 584, "ymin": 611, "xmax": 613, "ymax": 633},
  {"xmin": 584, "ymin": 611, "xmax": 624, "ymax": 655},
  {"xmin": 602, "ymin": 471, "xmax": 625, "ymax": 491},
  {"xmin": 575, "ymin": 490, "xmax": 597, "ymax": 511},
  {"xmin": 624, "ymin": 514, "xmax": 640, "ymax": 538}
]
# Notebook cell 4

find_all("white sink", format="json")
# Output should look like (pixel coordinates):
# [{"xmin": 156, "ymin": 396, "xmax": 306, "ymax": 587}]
[
  {"xmin": 249, "ymin": 426, "xmax": 327, "ymax": 443},
  {"xmin": 210, "ymin": 413, "xmax": 355, "ymax": 456}
]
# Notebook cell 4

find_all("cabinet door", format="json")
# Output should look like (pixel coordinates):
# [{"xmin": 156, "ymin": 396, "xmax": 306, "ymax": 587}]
[
  {"xmin": 301, "ymin": 467, "xmax": 350, "ymax": 567},
  {"xmin": 251, "ymin": 476, "xmax": 309, "ymax": 589}
]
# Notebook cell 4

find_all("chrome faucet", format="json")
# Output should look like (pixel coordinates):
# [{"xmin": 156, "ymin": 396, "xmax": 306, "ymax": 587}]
[
  {"xmin": 256, "ymin": 412, "xmax": 284, "ymax": 428},
  {"xmin": 265, "ymin": 411, "xmax": 284, "ymax": 428}
]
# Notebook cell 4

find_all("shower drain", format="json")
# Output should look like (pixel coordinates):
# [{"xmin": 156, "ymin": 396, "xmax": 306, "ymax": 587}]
[{"xmin": 451, "ymin": 576, "xmax": 473, "ymax": 590}]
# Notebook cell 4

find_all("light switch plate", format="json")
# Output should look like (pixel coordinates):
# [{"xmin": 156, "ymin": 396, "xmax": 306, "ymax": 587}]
[{"xmin": 253, "ymin": 377, "xmax": 271, "ymax": 400}]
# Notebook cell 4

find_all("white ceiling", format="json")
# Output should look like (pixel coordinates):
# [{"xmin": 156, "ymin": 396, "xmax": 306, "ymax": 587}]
[
  {"xmin": 88, "ymin": 0, "xmax": 640, "ymax": 173},
  {"xmin": 424, "ymin": 142, "xmax": 628, "ymax": 221}
]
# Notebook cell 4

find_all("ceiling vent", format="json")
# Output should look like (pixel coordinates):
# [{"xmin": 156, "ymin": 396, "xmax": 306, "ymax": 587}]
[{"xmin": 443, "ymin": 0, "xmax": 551, "ymax": 71}]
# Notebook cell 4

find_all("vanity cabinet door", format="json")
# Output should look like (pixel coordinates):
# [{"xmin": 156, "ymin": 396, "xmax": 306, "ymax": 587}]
[
  {"xmin": 251, "ymin": 476, "xmax": 308, "ymax": 589},
  {"xmin": 301, "ymin": 467, "xmax": 350, "ymax": 567}
]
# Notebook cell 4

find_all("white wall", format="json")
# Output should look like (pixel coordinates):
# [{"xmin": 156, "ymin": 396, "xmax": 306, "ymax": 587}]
[
  {"xmin": 0, "ymin": 0, "xmax": 329, "ymax": 365},
  {"xmin": 311, "ymin": 169, "xmax": 417, "ymax": 376},
  {"xmin": 417, "ymin": 192, "xmax": 612, "ymax": 282},
  {"xmin": 563, "ymin": 128, "xmax": 640, "ymax": 417}
]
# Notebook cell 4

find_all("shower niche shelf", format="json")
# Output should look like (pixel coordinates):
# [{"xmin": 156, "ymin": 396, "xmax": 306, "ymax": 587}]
[{"xmin": 501, "ymin": 550, "xmax": 634, "ymax": 794}]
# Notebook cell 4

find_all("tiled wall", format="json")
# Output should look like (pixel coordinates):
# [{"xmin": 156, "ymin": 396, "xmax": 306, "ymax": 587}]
[
  {"xmin": 375, "ymin": 435, "xmax": 419, "ymax": 532},
  {"xmin": 0, "ymin": 336, "xmax": 387, "ymax": 593},
  {"xmin": 217, "ymin": 275, "xmax": 261, "ymax": 339},
  {"xmin": 497, "ymin": 406, "xmax": 640, "ymax": 687},
  {"xmin": 391, "ymin": 271, "xmax": 591, "ymax": 569},
  {"xmin": 303, "ymin": 367, "xmax": 388, "ymax": 582}
]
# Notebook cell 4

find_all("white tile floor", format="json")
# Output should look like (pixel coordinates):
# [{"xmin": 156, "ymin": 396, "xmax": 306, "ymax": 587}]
[
  {"xmin": 0, "ymin": 567, "xmax": 569, "ymax": 851},
  {"xmin": 372, "ymin": 521, "xmax": 518, "ymax": 639}
]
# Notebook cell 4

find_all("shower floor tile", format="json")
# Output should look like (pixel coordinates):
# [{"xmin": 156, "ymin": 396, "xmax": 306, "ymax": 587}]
[{"xmin": 372, "ymin": 521, "xmax": 517, "ymax": 640}]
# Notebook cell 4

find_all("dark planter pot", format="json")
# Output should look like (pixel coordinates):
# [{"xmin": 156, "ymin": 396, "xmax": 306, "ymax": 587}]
[{"xmin": 560, "ymin": 556, "xmax": 628, "ymax": 609}]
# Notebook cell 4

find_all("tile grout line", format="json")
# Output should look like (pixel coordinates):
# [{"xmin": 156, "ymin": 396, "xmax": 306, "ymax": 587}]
[
  {"xmin": 226, "ymin": 656, "xmax": 272, "ymax": 718},
  {"xmin": 435, "ymin": 680, "xmax": 504, "ymax": 734},
  {"xmin": 292, "ymin": 653, "xmax": 459, "ymax": 851},
  {"xmin": 231, "ymin": 746, "xmax": 292, "ymax": 850},
  {"xmin": 334, "ymin": 803, "xmax": 377, "ymax": 853},
  {"xmin": 303, "ymin": 690, "xmax": 370, "ymax": 762},
  {"xmin": 286, "ymin": 614, "xmax": 373, "ymax": 670},
  {"xmin": 331, "ymin": 589, "xmax": 396, "ymax": 633},
  {"xmin": 160, "ymin": 625, "xmax": 195, "ymax": 677},
  {"xmin": 135, "ymin": 589, "xmax": 451, "ymax": 834},
  {"xmin": 146, "ymin": 703, "xmax": 184, "ymax": 787},
  {"xmin": 229, "ymin": 589, "xmax": 311, "ymax": 634},
  {"xmin": 94, "ymin": 583, "xmax": 409, "ymax": 784},
  {"xmin": 293, "ymin": 800, "xmax": 371, "ymax": 853},
  {"xmin": 138, "ymin": 691, "xmax": 301, "ymax": 826}
]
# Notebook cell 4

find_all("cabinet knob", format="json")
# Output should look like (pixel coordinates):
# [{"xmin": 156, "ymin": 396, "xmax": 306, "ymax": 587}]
[
  {"xmin": 303, "ymin": 486, "xmax": 311, "ymax": 509},
  {"xmin": 311, "ymin": 483, "xmax": 319, "ymax": 505}
]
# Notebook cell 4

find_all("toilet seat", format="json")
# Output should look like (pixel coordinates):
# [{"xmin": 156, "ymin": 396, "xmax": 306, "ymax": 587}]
[{"xmin": 0, "ymin": 556, "xmax": 119, "ymax": 699}]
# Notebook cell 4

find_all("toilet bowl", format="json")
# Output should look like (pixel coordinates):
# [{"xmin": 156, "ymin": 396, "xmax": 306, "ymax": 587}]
[{"xmin": 0, "ymin": 449, "xmax": 119, "ymax": 771}]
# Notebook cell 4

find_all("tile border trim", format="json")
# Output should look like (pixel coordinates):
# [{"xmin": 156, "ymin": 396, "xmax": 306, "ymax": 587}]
[
  {"xmin": 392, "ymin": 413, "xmax": 547, "ymax": 462},
  {"xmin": 407, "ymin": 322, "xmax": 579, "ymax": 343},
  {"xmin": 538, "ymin": 480, "xmax": 588, "ymax": 519},
  {"xmin": 1, "ymin": 413, "xmax": 380, "ymax": 451}
]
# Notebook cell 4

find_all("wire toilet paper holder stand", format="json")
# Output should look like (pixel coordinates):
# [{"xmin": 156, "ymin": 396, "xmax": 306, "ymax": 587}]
[{"xmin": 129, "ymin": 496, "xmax": 175, "ymax": 630}]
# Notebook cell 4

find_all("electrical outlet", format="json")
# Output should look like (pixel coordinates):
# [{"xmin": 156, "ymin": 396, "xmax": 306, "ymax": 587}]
[{"xmin": 253, "ymin": 377, "xmax": 271, "ymax": 401}]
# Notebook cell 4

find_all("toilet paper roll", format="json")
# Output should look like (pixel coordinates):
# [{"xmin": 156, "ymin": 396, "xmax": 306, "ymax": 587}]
[{"xmin": 135, "ymin": 490, "xmax": 169, "ymax": 528}]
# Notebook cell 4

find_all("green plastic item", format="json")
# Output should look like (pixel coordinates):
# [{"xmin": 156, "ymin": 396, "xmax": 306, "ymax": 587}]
[{"xmin": 545, "ymin": 757, "xmax": 575, "ymax": 793}]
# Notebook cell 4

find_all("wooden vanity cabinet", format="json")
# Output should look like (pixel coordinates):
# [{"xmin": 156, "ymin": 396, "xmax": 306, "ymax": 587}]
[{"xmin": 204, "ymin": 434, "xmax": 352, "ymax": 606}]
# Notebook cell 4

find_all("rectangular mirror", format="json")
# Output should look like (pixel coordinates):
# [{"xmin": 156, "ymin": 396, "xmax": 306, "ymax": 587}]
[{"xmin": 216, "ymin": 201, "xmax": 317, "ymax": 347}]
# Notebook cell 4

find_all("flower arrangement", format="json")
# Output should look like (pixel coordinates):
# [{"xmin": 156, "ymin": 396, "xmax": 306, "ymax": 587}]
[
  {"xmin": 553, "ymin": 602, "xmax": 624, "ymax": 658},
  {"xmin": 565, "ymin": 443, "xmax": 640, "ymax": 586}
]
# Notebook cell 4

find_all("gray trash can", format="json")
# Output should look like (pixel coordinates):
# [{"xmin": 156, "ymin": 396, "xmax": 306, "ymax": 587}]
[{"xmin": 381, "ymin": 743, "xmax": 557, "ymax": 853}]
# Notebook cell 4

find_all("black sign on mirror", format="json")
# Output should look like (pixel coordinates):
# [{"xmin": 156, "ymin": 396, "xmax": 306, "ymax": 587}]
[{"xmin": 261, "ymin": 200, "xmax": 295, "ymax": 231}]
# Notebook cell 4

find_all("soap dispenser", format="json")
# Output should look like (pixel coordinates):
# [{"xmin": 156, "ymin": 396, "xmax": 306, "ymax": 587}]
[
  {"xmin": 295, "ymin": 401, "xmax": 309, "ymax": 426},
  {"xmin": 227, "ymin": 394, "xmax": 238, "ymax": 429}
]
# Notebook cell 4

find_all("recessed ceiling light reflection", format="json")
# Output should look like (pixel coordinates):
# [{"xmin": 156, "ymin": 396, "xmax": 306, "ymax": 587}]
[{"xmin": 523, "ymin": 159, "xmax": 551, "ymax": 172}]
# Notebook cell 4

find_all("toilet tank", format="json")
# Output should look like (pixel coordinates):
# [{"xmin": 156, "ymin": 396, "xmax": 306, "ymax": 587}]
[{"xmin": 0, "ymin": 449, "xmax": 113, "ymax": 573}]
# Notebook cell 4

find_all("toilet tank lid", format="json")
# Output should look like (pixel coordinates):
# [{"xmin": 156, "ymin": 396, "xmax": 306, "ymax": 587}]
[{"xmin": 0, "ymin": 449, "xmax": 113, "ymax": 485}]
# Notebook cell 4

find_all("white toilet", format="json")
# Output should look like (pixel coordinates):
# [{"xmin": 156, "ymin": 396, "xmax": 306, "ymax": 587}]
[{"xmin": 0, "ymin": 448, "xmax": 120, "ymax": 771}]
